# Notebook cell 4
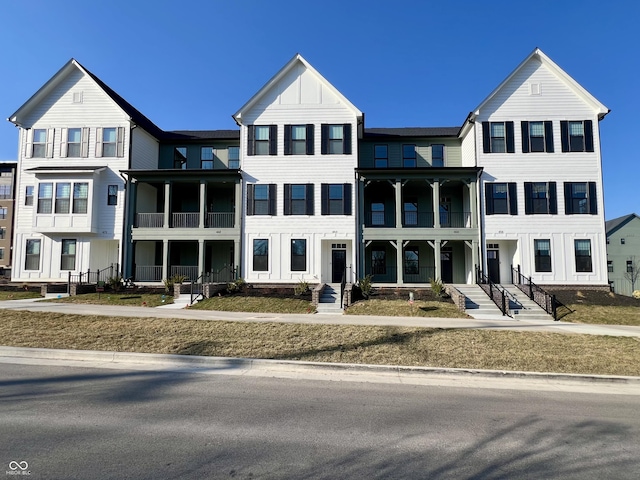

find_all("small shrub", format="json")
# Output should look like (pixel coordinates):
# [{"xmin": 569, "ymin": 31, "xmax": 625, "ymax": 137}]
[
  {"xmin": 107, "ymin": 275, "xmax": 123, "ymax": 292},
  {"xmin": 294, "ymin": 279, "xmax": 310, "ymax": 296},
  {"xmin": 162, "ymin": 274, "xmax": 188, "ymax": 293},
  {"xmin": 430, "ymin": 278, "xmax": 446, "ymax": 298},
  {"xmin": 358, "ymin": 275, "xmax": 373, "ymax": 299},
  {"xmin": 227, "ymin": 278, "xmax": 247, "ymax": 294}
]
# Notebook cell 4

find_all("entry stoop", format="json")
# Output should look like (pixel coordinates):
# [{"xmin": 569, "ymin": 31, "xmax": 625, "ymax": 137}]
[
  {"xmin": 316, "ymin": 283, "xmax": 343, "ymax": 315},
  {"xmin": 453, "ymin": 284, "xmax": 505, "ymax": 319},
  {"xmin": 502, "ymin": 285, "xmax": 554, "ymax": 321}
]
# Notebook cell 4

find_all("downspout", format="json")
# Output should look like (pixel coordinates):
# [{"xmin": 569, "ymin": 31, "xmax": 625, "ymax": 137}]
[{"xmin": 120, "ymin": 122, "xmax": 137, "ymax": 278}]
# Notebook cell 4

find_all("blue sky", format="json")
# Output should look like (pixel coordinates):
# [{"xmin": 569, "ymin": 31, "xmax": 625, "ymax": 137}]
[{"xmin": 1, "ymin": 0, "xmax": 637, "ymax": 219}]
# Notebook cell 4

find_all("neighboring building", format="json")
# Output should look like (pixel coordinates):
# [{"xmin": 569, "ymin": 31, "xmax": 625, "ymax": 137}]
[
  {"xmin": 7, "ymin": 49, "xmax": 610, "ymax": 290},
  {"xmin": 8, "ymin": 59, "xmax": 163, "ymax": 283},
  {"xmin": 233, "ymin": 54, "xmax": 362, "ymax": 285},
  {"xmin": 466, "ymin": 48, "xmax": 609, "ymax": 287},
  {"xmin": 606, "ymin": 214, "xmax": 640, "ymax": 296},
  {"xmin": 0, "ymin": 161, "xmax": 17, "ymax": 277}
]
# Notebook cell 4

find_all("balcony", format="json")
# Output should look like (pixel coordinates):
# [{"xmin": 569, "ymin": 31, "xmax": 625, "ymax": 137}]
[{"xmin": 134, "ymin": 212, "xmax": 235, "ymax": 229}]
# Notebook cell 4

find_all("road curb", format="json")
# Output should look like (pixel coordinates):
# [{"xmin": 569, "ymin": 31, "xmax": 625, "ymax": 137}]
[{"xmin": 1, "ymin": 346, "xmax": 639, "ymax": 385}]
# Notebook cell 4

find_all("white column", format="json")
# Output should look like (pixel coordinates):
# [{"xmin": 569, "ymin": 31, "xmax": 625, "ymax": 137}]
[
  {"xmin": 234, "ymin": 180, "xmax": 242, "ymax": 229},
  {"xmin": 433, "ymin": 180, "xmax": 440, "ymax": 228},
  {"xmin": 395, "ymin": 178, "xmax": 402, "ymax": 228},
  {"xmin": 163, "ymin": 182, "xmax": 170, "ymax": 228},
  {"xmin": 469, "ymin": 180, "xmax": 477, "ymax": 228},
  {"xmin": 162, "ymin": 239, "xmax": 169, "ymax": 280},
  {"xmin": 199, "ymin": 181, "xmax": 206, "ymax": 228},
  {"xmin": 198, "ymin": 239, "xmax": 205, "ymax": 277},
  {"xmin": 233, "ymin": 239, "xmax": 241, "ymax": 278},
  {"xmin": 395, "ymin": 240, "xmax": 404, "ymax": 286},
  {"xmin": 434, "ymin": 240, "xmax": 442, "ymax": 281}
]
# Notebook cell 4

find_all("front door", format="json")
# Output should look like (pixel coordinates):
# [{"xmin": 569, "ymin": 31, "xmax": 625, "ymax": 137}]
[
  {"xmin": 332, "ymin": 249, "xmax": 346, "ymax": 283},
  {"xmin": 441, "ymin": 248, "xmax": 453, "ymax": 283},
  {"xmin": 487, "ymin": 248, "xmax": 500, "ymax": 283}
]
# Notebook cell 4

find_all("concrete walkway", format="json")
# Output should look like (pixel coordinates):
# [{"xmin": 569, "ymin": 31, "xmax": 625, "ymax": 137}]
[{"xmin": 1, "ymin": 297, "xmax": 639, "ymax": 338}]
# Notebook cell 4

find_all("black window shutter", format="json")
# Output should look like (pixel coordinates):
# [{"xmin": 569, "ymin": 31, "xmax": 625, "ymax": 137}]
[
  {"xmin": 268, "ymin": 184, "xmax": 276, "ymax": 215},
  {"xmin": 343, "ymin": 183, "xmax": 352, "ymax": 215},
  {"xmin": 485, "ymin": 183, "xmax": 494, "ymax": 215},
  {"xmin": 564, "ymin": 183, "xmax": 573, "ymax": 214},
  {"xmin": 321, "ymin": 125, "xmax": 329, "ymax": 155},
  {"xmin": 506, "ymin": 122, "xmax": 515, "ymax": 153},
  {"xmin": 508, "ymin": 182, "xmax": 518, "ymax": 215},
  {"xmin": 544, "ymin": 121, "xmax": 554, "ymax": 152},
  {"xmin": 284, "ymin": 184, "xmax": 291, "ymax": 215},
  {"xmin": 306, "ymin": 184, "xmax": 314, "ymax": 214},
  {"xmin": 588, "ymin": 182, "xmax": 597, "ymax": 214},
  {"xmin": 549, "ymin": 182, "xmax": 557, "ymax": 214},
  {"xmin": 284, "ymin": 125, "xmax": 291, "ymax": 155},
  {"xmin": 524, "ymin": 182, "xmax": 533, "ymax": 214},
  {"xmin": 321, "ymin": 184, "xmax": 329, "ymax": 215},
  {"xmin": 306, "ymin": 124, "xmax": 314, "ymax": 155},
  {"xmin": 584, "ymin": 120, "xmax": 594, "ymax": 152},
  {"xmin": 521, "ymin": 122, "xmax": 530, "ymax": 153},
  {"xmin": 247, "ymin": 184, "xmax": 254, "ymax": 215},
  {"xmin": 343, "ymin": 124, "xmax": 352, "ymax": 155},
  {"xmin": 269, "ymin": 125, "xmax": 277, "ymax": 155},
  {"xmin": 560, "ymin": 121, "xmax": 569, "ymax": 152},
  {"xmin": 247, "ymin": 126, "xmax": 255, "ymax": 156},
  {"xmin": 482, "ymin": 122, "xmax": 490, "ymax": 153}
]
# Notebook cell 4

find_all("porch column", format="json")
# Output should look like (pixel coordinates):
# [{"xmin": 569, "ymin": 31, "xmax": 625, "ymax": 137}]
[
  {"xmin": 395, "ymin": 240, "xmax": 404, "ymax": 286},
  {"xmin": 358, "ymin": 178, "xmax": 366, "ymax": 279},
  {"xmin": 469, "ymin": 180, "xmax": 478, "ymax": 228},
  {"xmin": 434, "ymin": 240, "xmax": 442, "ymax": 281},
  {"xmin": 233, "ymin": 239, "xmax": 241, "ymax": 278},
  {"xmin": 162, "ymin": 239, "xmax": 169, "ymax": 280},
  {"xmin": 199, "ymin": 181, "xmax": 206, "ymax": 228},
  {"xmin": 472, "ymin": 240, "xmax": 479, "ymax": 283},
  {"xmin": 432, "ymin": 180, "xmax": 440, "ymax": 228},
  {"xmin": 234, "ymin": 180, "xmax": 242, "ymax": 229},
  {"xmin": 395, "ymin": 178, "xmax": 402, "ymax": 228},
  {"xmin": 198, "ymin": 239, "xmax": 205, "ymax": 277},
  {"xmin": 163, "ymin": 182, "xmax": 171, "ymax": 228}
]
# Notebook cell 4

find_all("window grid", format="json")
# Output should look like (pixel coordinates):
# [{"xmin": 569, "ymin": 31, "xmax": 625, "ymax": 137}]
[
  {"xmin": 374, "ymin": 145, "xmax": 388, "ymax": 168},
  {"xmin": 61, "ymin": 239, "xmax": 76, "ymax": 271},
  {"xmin": 534, "ymin": 239, "xmax": 552, "ymax": 272},
  {"xmin": 32, "ymin": 129, "xmax": 47, "ymax": 158},
  {"xmin": 574, "ymin": 239, "xmax": 593, "ymax": 273}
]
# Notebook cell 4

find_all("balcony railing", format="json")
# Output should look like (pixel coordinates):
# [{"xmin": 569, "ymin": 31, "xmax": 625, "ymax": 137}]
[
  {"xmin": 170, "ymin": 265, "xmax": 198, "ymax": 280},
  {"xmin": 206, "ymin": 212, "xmax": 234, "ymax": 228},
  {"xmin": 402, "ymin": 212, "xmax": 434, "ymax": 228},
  {"xmin": 135, "ymin": 213, "xmax": 163, "ymax": 228},
  {"xmin": 135, "ymin": 265, "xmax": 162, "ymax": 282},
  {"xmin": 364, "ymin": 211, "xmax": 396, "ymax": 228},
  {"xmin": 171, "ymin": 212, "xmax": 199, "ymax": 228},
  {"xmin": 403, "ymin": 266, "xmax": 436, "ymax": 283},
  {"xmin": 439, "ymin": 212, "xmax": 472, "ymax": 228},
  {"xmin": 365, "ymin": 267, "xmax": 398, "ymax": 283}
]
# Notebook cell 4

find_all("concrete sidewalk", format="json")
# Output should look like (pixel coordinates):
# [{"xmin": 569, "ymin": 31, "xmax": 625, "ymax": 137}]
[{"xmin": 1, "ymin": 297, "xmax": 639, "ymax": 338}]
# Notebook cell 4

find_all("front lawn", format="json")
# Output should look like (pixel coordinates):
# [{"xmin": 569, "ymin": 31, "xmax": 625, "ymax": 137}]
[
  {"xmin": 346, "ymin": 299, "xmax": 469, "ymax": 318},
  {"xmin": 46, "ymin": 292, "xmax": 173, "ymax": 308},
  {"xmin": 0, "ymin": 290, "xmax": 43, "ymax": 300},
  {"xmin": 190, "ymin": 295, "xmax": 315, "ymax": 314},
  {"xmin": 548, "ymin": 289, "xmax": 640, "ymax": 326}
]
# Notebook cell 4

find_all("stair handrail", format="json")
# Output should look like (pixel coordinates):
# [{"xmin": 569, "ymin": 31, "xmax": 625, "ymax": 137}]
[
  {"xmin": 511, "ymin": 265, "xmax": 560, "ymax": 320},
  {"xmin": 476, "ymin": 267, "xmax": 510, "ymax": 317},
  {"xmin": 190, "ymin": 273, "xmax": 205, "ymax": 305}
]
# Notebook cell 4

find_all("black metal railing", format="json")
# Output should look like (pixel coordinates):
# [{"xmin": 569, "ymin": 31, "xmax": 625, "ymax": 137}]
[
  {"xmin": 190, "ymin": 273, "xmax": 205, "ymax": 306},
  {"xmin": 476, "ymin": 266, "xmax": 510, "ymax": 316},
  {"xmin": 68, "ymin": 263, "xmax": 120, "ymax": 286},
  {"xmin": 511, "ymin": 265, "xmax": 564, "ymax": 321}
]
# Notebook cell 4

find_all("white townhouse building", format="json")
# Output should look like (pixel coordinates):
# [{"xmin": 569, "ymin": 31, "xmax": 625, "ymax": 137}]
[
  {"xmin": 233, "ymin": 54, "xmax": 362, "ymax": 285},
  {"xmin": 8, "ymin": 59, "xmax": 162, "ymax": 283},
  {"xmin": 464, "ymin": 48, "xmax": 610, "ymax": 287}
]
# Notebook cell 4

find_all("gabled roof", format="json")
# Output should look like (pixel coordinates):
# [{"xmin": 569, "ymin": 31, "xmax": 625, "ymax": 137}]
[
  {"xmin": 364, "ymin": 127, "xmax": 461, "ymax": 138},
  {"xmin": 8, "ymin": 59, "xmax": 165, "ymax": 138},
  {"xmin": 470, "ymin": 48, "xmax": 610, "ymax": 121},
  {"xmin": 233, "ymin": 53, "xmax": 362, "ymax": 124},
  {"xmin": 606, "ymin": 213, "xmax": 640, "ymax": 236}
]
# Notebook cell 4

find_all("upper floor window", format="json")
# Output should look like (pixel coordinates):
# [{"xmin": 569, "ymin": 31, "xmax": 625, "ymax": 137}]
[
  {"xmin": 37, "ymin": 183, "xmax": 53, "ymax": 214},
  {"xmin": 402, "ymin": 145, "xmax": 416, "ymax": 167},
  {"xmin": 524, "ymin": 182, "xmax": 557, "ymax": 214},
  {"xmin": 248, "ymin": 125, "xmax": 277, "ymax": 156},
  {"xmin": 560, "ymin": 120, "xmax": 594, "ymax": 152},
  {"xmin": 201, "ymin": 147, "xmax": 214, "ymax": 169},
  {"xmin": 0, "ymin": 227, "xmax": 5, "ymax": 239},
  {"xmin": 25, "ymin": 239, "xmax": 41, "ymax": 271},
  {"xmin": 228, "ymin": 146, "xmax": 240, "ymax": 169},
  {"xmin": 32, "ymin": 129, "xmax": 48, "ymax": 158},
  {"xmin": 431, "ymin": 144, "xmax": 444, "ymax": 167},
  {"xmin": 101, "ymin": 128, "xmax": 117, "ymax": 157},
  {"xmin": 284, "ymin": 184, "xmax": 314, "ymax": 215},
  {"xmin": 107, "ymin": 185, "xmax": 118, "ymax": 206},
  {"xmin": 374, "ymin": 145, "xmax": 388, "ymax": 168},
  {"xmin": 0, "ymin": 207, "xmax": 6, "ymax": 220},
  {"xmin": 0, "ymin": 247, "xmax": 3, "ymax": 260},
  {"xmin": 403, "ymin": 199, "xmax": 418, "ymax": 226},
  {"xmin": 67, "ymin": 128, "xmax": 82, "ymax": 157},
  {"xmin": 55, "ymin": 183, "xmax": 71, "ymax": 214},
  {"xmin": 574, "ymin": 239, "xmax": 592, "ymax": 273},
  {"xmin": 371, "ymin": 202, "xmax": 385, "ymax": 226},
  {"xmin": 564, "ymin": 182, "xmax": 597, "ymax": 215},
  {"xmin": 321, "ymin": 124, "xmax": 351, "ymax": 155},
  {"xmin": 73, "ymin": 183, "xmax": 89, "ymax": 214},
  {"xmin": 247, "ymin": 184, "xmax": 276, "ymax": 215},
  {"xmin": 482, "ymin": 121, "xmax": 514, "ymax": 153},
  {"xmin": 284, "ymin": 125, "xmax": 314, "ymax": 155},
  {"xmin": 321, "ymin": 184, "xmax": 352, "ymax": 215},
  {"xmin": 534, "ymin": 239, "xmax": 552, "ymax": 272},
  {"xmin": 485, "ymin": 182, "xmax": 517, "ymax": 215},
  {"xmin": 174, "ymin": 147, "xmax": 187, "ymax": 169},
  {"xmin": 62, "ymin": 127, "xmax": 88, "ymax": 158},
  {"xmin": 0, "ymin": 185, "xmax": 11, "ymax": 199},
  {"xmin": 621, "ymin": 238, "xmax": 625, "ymax": 245},
  {"xmin": 521, "ymin": 121, "xmax": 554, "ymax": 153}
]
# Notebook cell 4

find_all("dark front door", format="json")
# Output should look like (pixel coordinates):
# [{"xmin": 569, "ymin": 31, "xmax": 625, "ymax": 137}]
[
  {"xmin": 487, "ymin": 249, "xmax": 500, "ymax": 283},
  {"xmin": 332, "ymin": 250, "xmax": 346, "ymax": 283},
  {"xmin": 441, "ymin": 249, "xmax": 453, "ymax": 283}
]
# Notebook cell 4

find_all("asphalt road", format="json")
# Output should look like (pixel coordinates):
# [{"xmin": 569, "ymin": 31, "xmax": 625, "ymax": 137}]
[{"xmin": 1, "ymin": 362, "xmax": 639, "ymax": 479}]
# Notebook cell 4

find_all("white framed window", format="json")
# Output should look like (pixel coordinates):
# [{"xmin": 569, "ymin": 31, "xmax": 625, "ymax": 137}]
[
  {"xmin": 37, "ymin": 183, "xmax": 53, "ymax": 214},
  {"xmin": 32, "ymin": 129, "xmax": 47, "ymax": 158},
  {"xmin": 574, "ymin": 239, "xmax": 592, "ymax": 273},
  {"xmin": 25, "ymin": 186, "xmax": 34, "ymax": 206},
  {"xmin": 107, "ymin": 185, "xmax": 118, "ymax": 205},
  {"xmin": 61, "ymin": 239, "xmax": 76, "ymax": 271},
  {"xmin": 67, "ymin": 128, "xmax": 82, "ymax": 157},
  {"xmin": 73, "ymin": 183, "xmax": 88, "ymax": 214},
  {"xmin": 102, "ymin": 128, "xmax": 117, "ymax": 157},
  {"xmin": 321, "ymin": 124, "xmax": 351, "ymax": 155},
  {"xmin": 534, "ymin": 239, "xmax": 552, "ymax": 272},
  {"xmin": 253, "ymin": 239, "xmax": 268, "ymax": 271},
  {"xmin": 25, "ymin": 239, "xmax": 41, "ymax": 270},
  {"xmin": 55, "ymin": 183, "xmax": 71, "ymax": 214},
  {"xmin": 291, "ymin": 239, "xmax": 306, "ymax": 272},
  {"xmin": 248, "ymin": 125, "xmax": 276, "ymax": 156}
]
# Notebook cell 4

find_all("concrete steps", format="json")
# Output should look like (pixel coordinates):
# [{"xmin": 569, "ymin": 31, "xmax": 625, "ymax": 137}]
[
  {"xmin": 316, "ymin": 283, "xmax": 343, "ymax": 315},
  {"xmin": 502, "ymin": 284, "xmax": 554, "ymax": 321},
  {"xmin": 452, "ymin": 284, "xmax": 506, "ymax": 319}
]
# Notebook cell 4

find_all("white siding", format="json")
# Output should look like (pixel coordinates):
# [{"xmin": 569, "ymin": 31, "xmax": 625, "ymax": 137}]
[{"xmin": 131, "ymin": 128, "xmax": 159, "ymax": 170}]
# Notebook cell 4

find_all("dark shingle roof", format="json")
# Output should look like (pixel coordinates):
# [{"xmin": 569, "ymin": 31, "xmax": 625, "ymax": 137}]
[
  {"xmin": 164, "ymin": 130, "xmax": 240, "ymax": 141},
  {"xmin": 364, "ymin": 127, "xmax": 461, "ymax": 138},
  {"xmin": 606, "ymin": 213, "xmax": 640, "ymax": 236}
]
